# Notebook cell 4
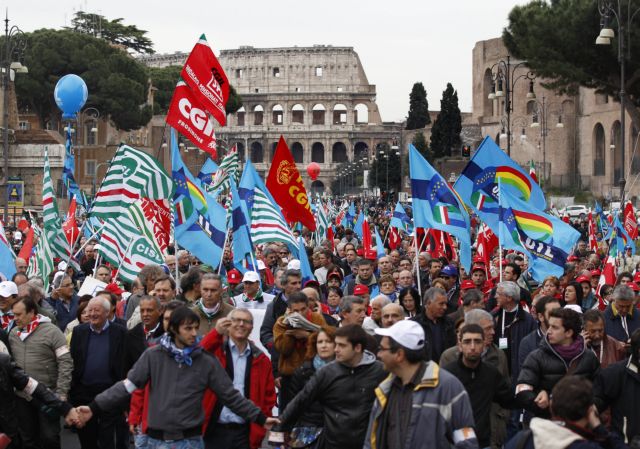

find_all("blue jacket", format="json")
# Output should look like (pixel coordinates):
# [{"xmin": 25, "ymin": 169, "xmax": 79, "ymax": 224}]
[
  {"xmin": 364, "ymin": 361, "xmax": 479, "ymax": 449},
  {"xmin": 45, "ymin": 294, "xmax": 79, "ymax": 332},
  {"xmin": 603, "ymin": 304, "xmax": 639, "ymax": 343}
]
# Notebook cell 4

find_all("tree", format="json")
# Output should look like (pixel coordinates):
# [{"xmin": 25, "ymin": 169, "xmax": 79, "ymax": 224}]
[
  {"xmin": 65, "ymin": 11, "xmax": 154, "ymax": 54},
  {"xmin": 430, "ymin": 83, "xmax": 462, "ymax": 159},
  {"xmin": 148, "ymin": 66, "xmax": 243, "ymax": 116},
  {"xmin": 503, "ymin": 0, "xmax": 640, "ymax": 128},
  {"xmin": 406, "ymin": 82, "xmax": 431, "ymax": 130},
  {"xmin": 15, "ymin": 29, "xmax": 152, "ymax": 131},
  {"xmin": 370, "ymin": 143, "xmax": 402, "ymax": 193},
  {"xmin": 412, "ymin": 131, "xmax": 429, "ymax": 161}
]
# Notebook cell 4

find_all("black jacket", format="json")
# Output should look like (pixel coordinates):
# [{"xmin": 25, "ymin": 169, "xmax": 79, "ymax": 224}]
[
  {"xmin": 124, "ymin": 322, "xmax": 164, "ymax": 374},
  {"xmin": 69, "ymin": 321, "xmax": 127, "ymax": 403},
  {"xmin": 594, "ymin": 358, "xmax": 640, "ymax": 443},
  {"xmin": 412, "ymin": 312, "xmax": 457, "ymax": 361},
  {"xmin": 280, "ymin": 351, "xmax": 386, "ymax": 449},
  {"xmin": 0, "ymin": 353, "xmax": 72, "ymax": 448},
  {"xmin": 493, "ymin": 305, "xmax": 537, "ymax": 383},
  {"xmin": 260, "ymin": 292, "xmax": 288, "ymax": 376},
  {"xmin": 287, "ymin": 359, "xmax": 323, "ymax": 428},
  {"xmin": 444, "ymin": 356, "xmax": 516, "ymax": 447},
  {"xmin": 517, "ymin": 336, "xmax": 600, "ymax": 417}
]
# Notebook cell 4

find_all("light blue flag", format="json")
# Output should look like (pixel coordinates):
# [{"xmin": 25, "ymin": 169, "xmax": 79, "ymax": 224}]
[
  {"xmin": 354, "ymin": 212, "xmax": 365, "ymax": 239},
  {"xmin": 498, "ymin": 189, "xmax": 581, "ymax": 281},
  {"xmin": 298, "ymin": 237, "xmax": 314, "ymax": 285},
  {"xmin": 0, "ymin": 239, "xmax": 15, "ymax": 280},
  {"xmin": 62, "ymin": 129, "xmax": 88, "ymax": 210},
  {"xmin": 171, "ymin": 130, "xmax": 227, "ymax": 269},
  {"xmin": 374, "ymin": 226, "xmax": 386, "ymax": 259},
  {"xmin": 409, "ymin": 144, "xmax": 471, "ymax": 271},
  {"xmin": 197, "ymin": 159, "xmax": 220, "ymax": 185},
  {"xmin": 604, "ymin": 214, "xmax": 634, "ymax": 256},
  {"xmin": 454, "ymin": 136, "xmax": 546, "ymax": 232},
  {"xmin": 229, "ymin": 178, "xmax": 254, "ymax": 271},
  {"xmin": 390, "ymin": 202, "xmax": 412, "ymax": 231},
  {"xmin": 345, "ymin": 202, "xmax": 356, "ymax": 229}
]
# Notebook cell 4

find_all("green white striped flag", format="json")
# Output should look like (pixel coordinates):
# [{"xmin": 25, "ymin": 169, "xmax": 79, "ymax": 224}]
[
  {"xmin": 210, "ymin": 144, "xmax": 239, "ymax": 192},
  {"xmin": 43, "ymin": 149, "xmax": 74, "ymax": 264},
  {"xmin": 315, "ymin": 200, "xmax": 330, "ymax": 242},
  {"xmin": 96, "ymin": 207, "xmax": 164, "ymax": 284},
  {"xmin": 90, "ymin": 145, "xmax": 174, "ymax": 219},
  {"xmin": 250, "ymin": 187, "xmax": 298, "ymax": 248},
  {"xmin": 26, "ymin": 231, "xmax": 55, "ymax": 291}
]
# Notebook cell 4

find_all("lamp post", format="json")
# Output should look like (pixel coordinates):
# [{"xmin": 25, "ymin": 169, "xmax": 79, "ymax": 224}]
[
  {"xmin": 529, "ymin": 96, "xmax": 564, "ymax": 186},
  {"xmin": 1, "ymin": 13, "xmax": 27, "ymax": 223},
  {"xmin": 596, "ymin": 0, "xmax": 640, "ymax": 202},
  {"xmin": 487, "ymin": 55, "xmax": 536, "ymax": 156}
]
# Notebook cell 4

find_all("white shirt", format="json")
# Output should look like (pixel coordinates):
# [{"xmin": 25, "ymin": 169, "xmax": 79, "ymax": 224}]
[{"xmin": 234, "ymin": 291, "xmax": 275, "ymax": 310}]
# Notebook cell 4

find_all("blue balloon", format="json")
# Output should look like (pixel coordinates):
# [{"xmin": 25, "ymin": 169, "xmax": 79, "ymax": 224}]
[{"xmin": 54, "ymin": 74, "xmax": 88, "ymax": 120}]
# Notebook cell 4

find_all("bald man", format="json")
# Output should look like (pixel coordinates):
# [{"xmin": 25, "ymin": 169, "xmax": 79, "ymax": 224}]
[{"xmin": 380, "ymin": 303, "xmax": 405, "ymax": 329}]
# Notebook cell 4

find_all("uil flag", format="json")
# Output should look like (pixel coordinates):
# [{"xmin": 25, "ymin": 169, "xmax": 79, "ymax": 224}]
[
  {"xmin": 166, "ymin": 81, "xmax": 218, "ymax": 158},
  {"xmin": 266, "ymin": 136, "xmax": 316, "ymax": 231},
  {"xmin": 623, "ymin": 201, "xmax": 638, "ymax": 240},
  {"xmin": 181, "ymin": 34, "xmax": 229, "ymax": 126}
]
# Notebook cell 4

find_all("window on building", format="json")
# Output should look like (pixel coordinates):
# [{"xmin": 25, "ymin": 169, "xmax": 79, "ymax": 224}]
[
  {"xmin": 236, "ymin": 107, "xmax": 245, "ymax": 126},
  {"xmin": 337, "ymin": 87, "xmax": 343, "ymax": 92},
  {"xmin": 251, "ymin": 142, "xmax": 264, "ymax": 163},
  {"xmin": 595, "ymin": 93, "xmax": 608, "ymax": 105},
  {"xmin": 291, "ymin": 142, "xmax": 304, "ymax": 163},
  {"xmin": 18, "ymin": 121, "xmax": 29, "ymax": 130},
  {"xmin": 295, "ymin": 87, "xmax": 301, "ymax": 92},
  {"xmin": 354, "ymin": 104, "xmax": 369, "ymax": 124},
  {"xmin": 292, "ymin": 104, "xmax": 304, "ymax": 124},
  {"xmin": 85, "ymin": 159, "xmax": 97, "ymax": 177},
  {"xmin": 272, "ymin": 104, "xmax": 284, "ymax": 125},
  {"xmin": 85, "ymin": 123, "xmax": 97, "ymax": 145},
  {"xmin": 333, "ymin": 104, "xmax": 347, "ymax": 124},
  {"xmin": 255, "ymin": 88, "xmax": 260, "ymax": 93},
  {"xmin": 236, "ymin": 69, "xmax": 243, "ymax": 78},
  {"xmin": 273, "ymin": 67, "xmax": 280, "ymax": 77},
  {"xmin": 593, "ymin": 123, "xmax": 605, "ymax": 176},
  {"xmin": 312, "ymin": 104, "xmax": 326, "ymax": 125},
  {"xmin": 315, "ymin": 66, "xmax": 323, "ymax": 77},
  {"xmin": 312, "ymin": 142, "xmax": 325, "ymax": 163},
  {"xmin": 253, "ymin": 105, "xmax": 264, "ymax": 125},
  {"xmin": 332, "ymin": 142, "xmax": 347, "ymax": 163}
]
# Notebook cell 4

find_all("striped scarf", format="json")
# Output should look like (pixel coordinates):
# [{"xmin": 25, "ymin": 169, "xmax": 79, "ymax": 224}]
[{"xmin": 17, "ymin": 314, "xmax": 51, "ymax": 341}]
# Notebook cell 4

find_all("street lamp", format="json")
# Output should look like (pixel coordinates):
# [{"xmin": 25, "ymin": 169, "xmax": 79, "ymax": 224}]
[
  {"xmin": 487, "ymin": 55, "xmax": 537, "ymax": 156},
  {"xmin": 1, "ymin": 13, "xmax": 27, "ymax": 223},
  {"xmin": 596, "ymin": 0, "xmax": 640, "ymax": 201},
  {"xmin": 529, "ymin": 96, "xmax": 564, "ymax": 186}
]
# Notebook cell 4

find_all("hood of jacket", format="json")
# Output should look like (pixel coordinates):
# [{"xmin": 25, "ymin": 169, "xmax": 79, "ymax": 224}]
[
  {"xmin": 355, "ymin": 350, "xmax": 377, "ymax": 367},
  {"xmin": 530, "ymin": 418, "xmax": 583, "ymax": 449}
]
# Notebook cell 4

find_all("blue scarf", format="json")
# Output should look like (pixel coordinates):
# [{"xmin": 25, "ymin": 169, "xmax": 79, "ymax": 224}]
[
  {"xmin": 312, "ymin": 354, "xmax": 332, "ymax": 371},
  {"xmin": 159, "ymin": 333, "xmax": 202, "ymax": 366}
]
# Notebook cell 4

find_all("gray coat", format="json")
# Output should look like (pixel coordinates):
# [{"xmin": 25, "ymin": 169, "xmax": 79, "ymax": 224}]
[{"xmin": 9, "ymin": 320, "xmax": 73, "ymax": 397}]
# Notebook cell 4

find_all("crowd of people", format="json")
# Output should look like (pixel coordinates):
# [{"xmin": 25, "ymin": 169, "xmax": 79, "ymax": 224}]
[{"xmin": 0, "ymin": 203, "xmax": 639, "ymax": 449}]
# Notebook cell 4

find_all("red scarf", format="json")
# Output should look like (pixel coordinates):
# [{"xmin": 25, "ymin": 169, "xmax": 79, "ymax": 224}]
[
  {"xmin": 16, "ymin": 314, "xmax": 51, "ymax": 341},
  {"xmin": 0, "ymin": 312, "xmax": 13, "ymax": 330}
]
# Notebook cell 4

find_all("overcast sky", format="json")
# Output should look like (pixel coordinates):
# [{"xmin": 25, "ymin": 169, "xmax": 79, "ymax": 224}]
[{"xmin": 11, "ymin": 0, "xmax": 529, "ymax": 122}]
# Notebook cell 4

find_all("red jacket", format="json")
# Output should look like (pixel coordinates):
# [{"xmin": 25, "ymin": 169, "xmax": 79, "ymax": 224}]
[{"xmin": 201, "ymin": 329, "xmax": 276, "ymax": 449}]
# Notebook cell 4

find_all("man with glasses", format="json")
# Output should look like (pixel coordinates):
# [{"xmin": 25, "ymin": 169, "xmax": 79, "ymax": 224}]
[
  {"xmin": 46, "ymin": 275, "xmax": 80, "ymax": 331},
  {"xmin": 201, "ymin": 309, "xmax": 276, "ymax": 449},
  {"xmin": 485, "ymin": 263, "xmax": 531, "ymax": 311}
]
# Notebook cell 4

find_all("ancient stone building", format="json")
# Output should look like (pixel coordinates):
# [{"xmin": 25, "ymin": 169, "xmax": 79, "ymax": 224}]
[{"xmin": 472, "ymin": 37, "xmax": 638, "ymax": 200}]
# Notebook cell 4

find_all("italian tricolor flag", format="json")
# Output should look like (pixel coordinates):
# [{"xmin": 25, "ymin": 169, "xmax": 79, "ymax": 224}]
[
  {"xmin": 434, "ymin": 206, "xmax": 451, "ymax": 225},
  {"xmin": 529, "ymin": 160, "xmax": 538, "ymax": 184}
]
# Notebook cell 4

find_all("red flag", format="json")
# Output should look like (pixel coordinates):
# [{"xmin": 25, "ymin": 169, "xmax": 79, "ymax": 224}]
[
  {"xmin": 361, "ymin": 219, "xmax": 377, "ymax": 260},
  {"xmin": 388, "ymin": 227, "xmax": 401, "ymax": 250},
  {"xmin": 588, "ymin": 212, "xmax": 598, "ymax": 251},
  {"xmin": 166, "ymin": 81, "xmax": 217, "ymax": 158},
  {"xmin": 596, "ymin": 255, "xmax": 617, "ymax": 310},
  {"xmin": 426, "ymin": 229, "xmax": 445, "ymax": 259},
  {"xmin": 18, "ymin": 227, "xmax": 34, "ymax": 262},
  {"xmin": 63, "ymin": 198, "xmax": 80, "ymax": 246},
  {"xmin": 327, "ymin": 226, "xmax": 335, "ymax": 252},
  {"xmin": 477, "ymin": 224, "xmax": 498, "ymax": 268},
  {"xmin": 266, "ymin": 136, "xmax": 316, "ymax": 231},
  {"xmin": 623, "ymin": 201, "xmax": 638, "ymax": 239},
  {"xmin": 181, "ymin": 34, "xmax": 229, "ymax": 126}
]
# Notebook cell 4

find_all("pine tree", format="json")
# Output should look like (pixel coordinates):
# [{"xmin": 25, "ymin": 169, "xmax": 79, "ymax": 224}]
[
  {"xmin": 430, "ymin": 83, "xmax": 462, "ymax": 159},
  {"xmin": 412, "ymin": 132, "xmax": 429, "ymax": 161},
  {"xmin": 406, "ymin": 82, "xmax": 430, "ymax": 130}
]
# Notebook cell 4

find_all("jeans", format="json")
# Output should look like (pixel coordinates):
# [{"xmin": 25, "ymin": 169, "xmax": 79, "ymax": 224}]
[
  {"xmin": 146, "ymin": 436, "xmax": 204, "ymax": 449},
  {"xmin": 134, "ymin": 433, "xmax": 149, "ymax": 449}
]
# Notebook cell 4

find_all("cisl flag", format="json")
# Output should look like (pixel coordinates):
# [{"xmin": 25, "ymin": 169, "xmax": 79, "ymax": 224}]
[
  {"xmin": 181, "ymin": 34, "xmax": 229, "ymax": 126},
  {"xmin": 266, "ymin": 136, "xmax": 316, "ymax": 231},
  {"xmin": 166, "ymin": 81, "xmax": 217, "ymax": 158},
  {"xmin": 623, "ymin": 201, "xmax": 638, "ymax": 240}
]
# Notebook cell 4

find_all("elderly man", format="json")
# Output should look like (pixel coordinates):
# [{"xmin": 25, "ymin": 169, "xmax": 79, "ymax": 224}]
[
  {"xmin": 377, "ymin": 256, "xmax": 394, "ymax": 278},
  {"xmin": 9, "ymin": 296, "xmax": 73, "ymax": 449},
  {"xmin": 363, "ymin": 295, "xmax": 391, "ymax": 335},
  {"xmin": 46, "ymin": 275, "xmax": 80, "ymax": 332},
  {"xmin": 177, "ymin": 250, "xmax": 191, "ymax": 274},
  {"xmin": 124, "ymin": 295, "xmax": 164, "ymax": 373},
  {"xmin": 69, "ymin": 296, "xmax": 127, "ymax": 449},
  {"xmin": 397, "ymin": 269, "xmax": 414, "ymax": 289},
  {"xmin": 234, "ymin": 271, "xmax": 274, "ymax": 309},
  {"xmin": 192, "ymin": 273, "xmax": 234, "ymax": 337},
  {"xmin": 14, "ymin": 257, "xmax": 28, "ymax": 274},
  {"xmin": 583, "ymin": 309, "xmax": 627, "ymax": 368},
  {"xmin": 381, "ymin": 303, "xmax": 405, "ymax": 329},
  {"xmin": 604, "ymin": 284, "xmax": 639, "ymax": 343},
  {"xmin": 412, "ymin": 287, "xmax": 456, "ymax": 362}
]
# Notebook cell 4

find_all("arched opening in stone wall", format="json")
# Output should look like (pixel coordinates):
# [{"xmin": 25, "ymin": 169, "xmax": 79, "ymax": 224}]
[
  {"xmin": 253, "ymin": 105, "xmax": 264, "ymax": 126},
  {"xmin": 354, "ymin": 141, "xmax": 369, "ymax": 162},
  {"xmin": 291, "ymin": 142, "xmax": 304, "ymax": 163},
  {"xmin": 354, "ymin": 104, "xmax": 369, "ymax": 124},
  {"xmin": 272, "ymin": 104, "xmax": 284, "ymax": 125},
  {"xmin": 236, "ymin": 107, "xmax": 245, "ymax": 127},
  {"xmin": 270, "ymin": 142, "xmax": 278, "ymax": 161},
  {"xmin": 312, "ymin": 142, "xmax": 325, "ymax": 163},
  {"xmin": 483, "ymin": 68, "xmax": 494, "ymax": 117},
  {"xmin": 612, "ymin": 121, "xmax": 622, "ymax": 184},
  {"xmin": 250, "ymin": 141, "xmax": 264, "ymax": 164},
  {"xmin": 631, "ymin": 124, "xmax": 640, "ymax": 174},
  {"xmin": 332, "ymin": 142, "xmax": 347, "ymax": 163},
  {"xmin": 593, "ymin": 123, "xmax": 605, "ymax": 176},
  {"xmin": 236, "ymin": 142, "xmax": 245, "ymax": 162},
  {"xmin": 311, "ymin": 180, "xmax": 325, "ymax": 195},
  {"xmin": 333, "ymin": 104, "xmax": 347, "ymax": 124},
  {"xmin": 312, "ymin": 104, "xmax": 326, "ymax": 125},
  {"xmin": 292, "ymin": 104, "xmax": 304, "ymax": 124},
  {"xmin": 526, "ymin": 100, "xmax": 536, "ymax": 115}
]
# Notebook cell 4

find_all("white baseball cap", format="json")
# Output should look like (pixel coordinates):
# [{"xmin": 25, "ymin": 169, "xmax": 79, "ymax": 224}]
[
  {"xmin": 287, "ymin": 259, "xmax": 301, "ymax": 270},
  {"xmin": 0, "ymin": 281, "xmax": 18, "ymax": 297},
  {"xmin": 242, "ymin": 271, "xmax": 260, "ymax": 283},
  {"xmin": 375, "ymin": 320, "xmax": 425, "ymax": 350},
  {"xmin": 58, "ymin": 261, "xmax": 68, "ymax": 271}
]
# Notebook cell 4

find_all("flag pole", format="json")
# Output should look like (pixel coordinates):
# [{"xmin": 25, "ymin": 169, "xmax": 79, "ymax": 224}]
[
  {"xmin": 113, "ymin": 239, "xmax": 135, "ymax": 282},
  {"xmin": 217, "ymin": 228, "xmax": 231, "ymax": 274},
  {"xmin": 73, "ymin": 223, "xmax": 106, "ymax": 258},
  {"xmin": 498, "ymin": 177, "xmax": 503, "ymax": 283}
]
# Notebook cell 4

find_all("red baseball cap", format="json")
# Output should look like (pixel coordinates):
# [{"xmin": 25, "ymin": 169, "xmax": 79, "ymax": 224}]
[
  {"xmin": 575, "ymin": 275, "xmax": 590, "ymax": 284},
  {"xmin": 227, "ymin": 269, "xmax": 242, "ymax": 284},
  {"xmin": 567, "ymin": 255, "xmax": 579, "ymax": 262},
  {"xmin": 591, "ymin": 269, "xmax": 601, "ymax": 277},
  {"xmin": 460, "ymin": 280, "xmax": 476, "ymax": 290},
  {"xmin": 353, "ymin": 284, "xmax": 369, "ymax": 296},
  {"xmin": 105, "ymin": 283, "xmax": 124, "ymax": 295},
  {"xmin": 634, "ymin": 272, "xmax": 640, "ymax": 283}
]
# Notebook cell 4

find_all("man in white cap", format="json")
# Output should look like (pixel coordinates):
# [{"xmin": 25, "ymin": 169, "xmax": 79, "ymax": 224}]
[
  {"xmin": 364, "ymin": 320, "xmax": 479, "ymax": 449},
  {"xmin": 234, "ymin": 271, "xmax": 274, "ymax": 309},
  {"xmin": 0, "ymin": 281, "xmax": 19, "ymax": 332}
]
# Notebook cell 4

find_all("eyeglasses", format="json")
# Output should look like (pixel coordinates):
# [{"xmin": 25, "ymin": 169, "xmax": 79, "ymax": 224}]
[
  {"xmin": 378, "ymin": 346, "xmax": 394, "ymax": 352},
  {"xmin": 230, "ymin": 317, "xmax": 253, "ymax": 325}
]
